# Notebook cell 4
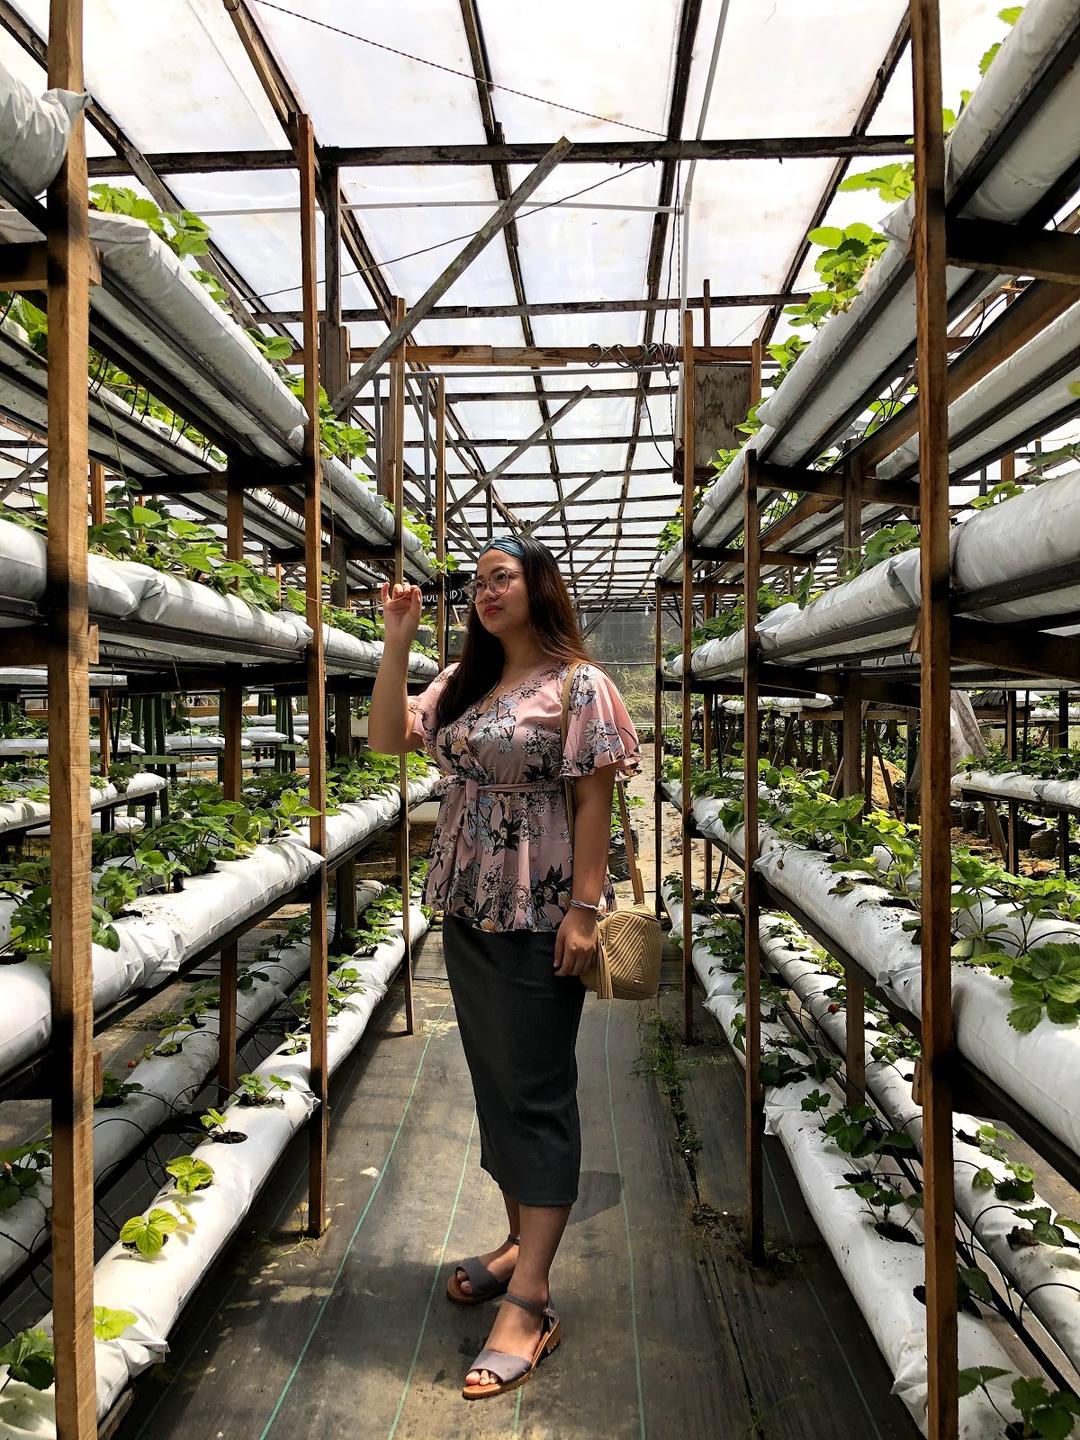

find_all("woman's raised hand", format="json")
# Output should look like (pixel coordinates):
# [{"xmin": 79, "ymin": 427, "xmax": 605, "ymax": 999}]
[{"xmin": 381, "ymin": 582, "xmax": 423, "ymax": 649}]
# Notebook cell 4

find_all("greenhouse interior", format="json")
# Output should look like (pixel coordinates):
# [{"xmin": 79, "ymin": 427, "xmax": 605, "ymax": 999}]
[{"xmin": 0, "ymin": 0, "xmax": 1078, "ymax": 1435}]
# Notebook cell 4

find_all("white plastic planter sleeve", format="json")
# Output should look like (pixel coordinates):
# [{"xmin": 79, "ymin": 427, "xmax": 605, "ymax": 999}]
[
  {"xmin": 772, "ymin": 1109, "xmax": 1018, "ymax": 1438},
  {"xmin": 0, "ymin": 60, "xmax": 86, "ymax": 200},
  {"xmin": 767, "ymin": 551, "xmax": 920, "ymax": 660},
  {"xmin": 879, "ymin": 304, "xmax": 1080, "ymax": 481},
  {"xmin": 757, "ymin": 0, "xmax": 1080, "ymax": 470},
  {"xmin": 759, "ymin": 917, "xmax": 1080, "ymax": 1380},
  {"xmin": 951, "ymin": 467, "xmax": 1080, "ymax": 624},
  {"xmin": 0, "ymin": 208, "xmax": 307, "ymax": 464},
  {"xmin": 11, "ymin": 903, "xmax": 432, "ymax": 1425},
  {"xmin": 0, "ymin": 774, "xmax": 163, "ymax": 838}
]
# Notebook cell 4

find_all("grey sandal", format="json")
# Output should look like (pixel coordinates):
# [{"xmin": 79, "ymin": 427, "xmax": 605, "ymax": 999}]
[
  {"xmin": 446, "ymin": 1233, "xmax": 519, "ymax": 1306},
  {"xmin": 462, "ymin": 1292, "xmax": 561, "ymax": 1400}
]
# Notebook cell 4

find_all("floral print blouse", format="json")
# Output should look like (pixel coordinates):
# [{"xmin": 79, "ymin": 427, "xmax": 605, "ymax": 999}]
[{"xmin": 409, "ymin": 661, "xmax": 640, "ymax": 933}]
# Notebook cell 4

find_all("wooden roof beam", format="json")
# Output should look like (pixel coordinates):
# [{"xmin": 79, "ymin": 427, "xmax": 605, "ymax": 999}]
[{"xmin": 87, "ymin": 135, "xmax": 916, "ymax": 175}]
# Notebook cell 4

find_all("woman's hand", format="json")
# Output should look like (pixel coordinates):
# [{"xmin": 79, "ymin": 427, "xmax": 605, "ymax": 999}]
[
  {"xmin": 554, "ymin": 907, "xmax": 598, "ymax": 979},
  {"xmin": 380, "ymin": 582, "xmax": 422, "ymax": 650}
]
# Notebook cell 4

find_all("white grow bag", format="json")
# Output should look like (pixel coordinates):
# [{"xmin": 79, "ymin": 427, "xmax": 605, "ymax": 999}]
[
  {"xmin": 0, "ymin": 209, "xmax": 308, "ymax": 465},
  {"xmin": 4, "ymin": 901, "xmax": 432, "ymax": 1427},
  {"xmin": 760, "ymin": 918, "xmax": 1080, "ymax": 1380},
  {"xmin": 757, "ymin": 0, "xmax": 1080, "ymax": 471},
  {"xmin": 0, "ymin": 60, "xmax": 86, "ymax": 201},
  {"xmin": 880, "ymin": 304, "xmax": 1080, "ymax": 482}
]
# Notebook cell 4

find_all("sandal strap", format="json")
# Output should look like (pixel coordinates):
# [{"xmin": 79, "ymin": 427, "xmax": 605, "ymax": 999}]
[
  {"xmin": 456, "ymin": 1255, "xmax": 503, "ymax": 1297},
  {"xmin": 469, "ymin": 1348, "xmax": 532, "ymax": 1385},
  {"xmin": 503, "ymin": 1291, "xmax": 557, "ymax": 1324}
]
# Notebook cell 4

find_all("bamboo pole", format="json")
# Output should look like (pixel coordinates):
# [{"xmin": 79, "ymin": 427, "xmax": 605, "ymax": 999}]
[
  {"xmin": 89, "ymin": 462, "xmax": 110, "ymax": 779},
  {"xmin": 680, "ymin": 308, "xmax": 696, "ymax": 1043},
  {"xmin": 298, "ymin": 114, "xmax": 330, "ymax": 1238},
  {"xmin": 46, "ymin": 0, "xmax": 97, "ymax": 1429},
  {"xmin": 390, "ymin": 297, "xmax": 415, "ymax": 1037},
  {"xmin": 911, "ymin": 1, "xmax": 959, "ymax": 1433},
  {"xmin": 743, "ymin": 453, "xmax": 765, "ymax": 1266}
]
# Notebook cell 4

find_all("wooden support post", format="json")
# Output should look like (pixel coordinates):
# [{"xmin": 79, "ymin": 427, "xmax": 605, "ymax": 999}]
[
  {"xmin": 911, "ymin": 2, "xmax": 959, "ymax": 1433},
  {"xmin": 435, "ymin": 378, "xmax": 447, "ymax": 670},
  {"xmin": 654, "ymin": 581, "xmax": 664, "ymax": 921},
  {"xmin": 218, "ymin": 466, "xmax": 245, "ymax": 1093},
  {"xmin": 1059, "ymin": 691, "xmax": 1070, "ymax": 877},
  {"xmin": 680, "ymin": 308, "xmax": 696, "ymax": 1042},
  {"xmin": 1005, "ymin": 691, "xmax": 1020, "ymax": 874},
  {"xmin": 46, "ymin": 0, "xmax": 97, "ymax": 1430},
  {"xmin": 390, "ymin": 296, "xmax": 415, "ymax": 1037},
  {"xmin": 330, "ymin": 538, "xmax": 357, "ymax": 944},
  {"xmin": 703, "ymin": 584, "xmax": 714, "ymax": 894},
  {"xmin": 298, "ymin": 114, "xmax": 330, "ymax": 1238},
  {"xmin": 840, "ymin": 461, "xmax": 866, "ymax": 1103},
  {"xmin": 743, "ymin": 453, "xmax": 765, "ymax": 1266},
  {"xmin": 89, "ymin": 463, "xmax": 112, "ymax": 779}
]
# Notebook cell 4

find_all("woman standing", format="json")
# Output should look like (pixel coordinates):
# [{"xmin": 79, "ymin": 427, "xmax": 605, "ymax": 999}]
[{"xmin": 369, "ymin": 535, "xmax": 639, "ymax": 1401}]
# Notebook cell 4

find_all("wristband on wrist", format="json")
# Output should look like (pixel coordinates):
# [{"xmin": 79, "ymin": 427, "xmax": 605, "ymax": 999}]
[{"xmin": 569, "ymin": 898, "xmax": 599, "ymax": 914}]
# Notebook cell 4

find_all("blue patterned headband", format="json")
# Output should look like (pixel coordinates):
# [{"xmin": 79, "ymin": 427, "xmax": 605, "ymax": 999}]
[{"xmin": 478, "ymin": 535, "xmax": 527, "ymax": 561}]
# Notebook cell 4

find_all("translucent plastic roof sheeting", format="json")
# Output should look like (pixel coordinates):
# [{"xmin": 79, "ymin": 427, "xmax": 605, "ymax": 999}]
[{"xmin": 0, "ymin": 0, "xmax": 1061, "ymax": 596}]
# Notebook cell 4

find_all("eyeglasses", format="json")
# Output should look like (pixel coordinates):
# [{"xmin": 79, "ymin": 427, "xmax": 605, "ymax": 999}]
[{"xmin": 463, "ymin": 567, "xmax": 521, "ymax": 605}]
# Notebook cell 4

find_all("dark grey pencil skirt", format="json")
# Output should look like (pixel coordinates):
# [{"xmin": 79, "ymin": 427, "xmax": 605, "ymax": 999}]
[{"xmin": 443, "ymin": 914, "xmax": 587, "ymax": 1207}]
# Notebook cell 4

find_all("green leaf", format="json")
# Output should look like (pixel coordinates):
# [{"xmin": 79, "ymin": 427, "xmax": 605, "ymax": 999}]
[
  {"xmin": 165, "ymin": 1156, "xmax": 215, "ymax": 1195},
  {"xmin": 0, "ymin": 1328, "xmax": 55, "ymax": 1390},
  {"xmin": 957, "ymin": 1365, "xmax": 1008, "ymax": 1398},
  {"xmin": 93, "ymin": 1306, "xmax": 137, "ymax": 1342},
  {"xmin": 1007, "ymin": 999, "xmax": 1045, "ymax": 1033},
  {"xmin": 807, "ymin": 226, "xmax": 845, "ymax": 249},
  {"xmin": 960, "ymin": 1265, "xmax": 993, "ymax": 1303}
]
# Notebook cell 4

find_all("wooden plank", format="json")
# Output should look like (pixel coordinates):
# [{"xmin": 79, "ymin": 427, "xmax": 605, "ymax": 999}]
[
  {"xmin": 218, "ymin": 474, "xmax": 244, "ymax": 1094},
  {"xmin": 346, "ymin": 344, "xmax": 751, "ymax": 368},
  {"xmin": 87, "ymin": 134, "xmax": 917, "ymax": 175},
  {"xmin": 0, "ymin": 240, "xmax": 64, "ymax": 288},
  {"xmin": 680, "ymin": 308, "xmax": 696, "ymax": 1042},
  {"xmin": 910, "ymin": 2, "xmax": 959, "ymax": 1435},
  {"xmin": 947, "ymin": 217, "xmax": 1080, "ymax": 285},
  {"xmin": 298, "ymin": 113, "xmax": 330, "ymax": 1239},
  {"xmin": 389, "ymin": 296, "xmax": 415, "ymax": 1039},
  {"xmin": 693, "ymin": 364, "xmax": 753, "ymax": 459},
  {"xmin": 743, "ymin": 452, "xmax": 764, "ymax": 1263},
  {"xmin": 435, "ymin": 377, "xmax": 447, "ymax": 669},
  {"xmin": 951, "ymin": 617, "xmax": 1080, "ymax": 683},
  {"xmin": 45, "ymin": 0, "xmax": 97, "ymax": 1433},
  {"xmin": 257, "ymin": 292, "xmax": 810, "ymax": 324},
  {"xmin": 757, "ymin": 459, "xmax": 919, "ymax": 511},
  {"xmin": 654, "ymin": 583, "xmax": 664, "ymax": 919}
]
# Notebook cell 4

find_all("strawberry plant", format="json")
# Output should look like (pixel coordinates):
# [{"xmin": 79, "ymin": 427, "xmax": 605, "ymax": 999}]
[
  {"xmin": 120, "ymin": 1206, "xmax": 180, "ymax": 1258},
  {"xmin": 0, "ymin": 1136, "xmax": 51, "ymax": 1211},
  {"xmin": 200, "ymin": 1108, "xmax": 247, "ymax": 1145},
  {"xmin": 1007, "ymin": 1207, "xmax": 1080, "ymax": 1251},
  {"xmin": 0, "ymin": 1328, "xmax": 54, "ymax": 1390},
  {"xmin": 959, "ymin": 1366, "xmax": 1080, "ymax": 1439},
  {"xmin": 93, "ymin": 1307, "xmax": 137, "ymax": 1342},
  {"xmin": 96, "ymin": 1072, "xmax": 144, "ymax": 1108},
  {"xmin": 237, "ymin": 1073, "xmax": 291, "ymax": 1107},
  {"xmin": 165, "ymin": 1156, "xmax": 215, "ymax": 1195}
]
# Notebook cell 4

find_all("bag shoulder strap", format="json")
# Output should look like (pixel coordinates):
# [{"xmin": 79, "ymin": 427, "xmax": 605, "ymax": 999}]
[
  {"xmin": 560, "ymin": 662, "xmax": 645, "ymax": 906},
  {"xmin": 560, "ymin": 661, "xmax": 583, "ymax": 840}
]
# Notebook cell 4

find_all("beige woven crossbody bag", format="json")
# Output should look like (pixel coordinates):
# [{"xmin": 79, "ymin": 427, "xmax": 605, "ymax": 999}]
[{"xmin": 560, "ymin": 662, "xmax": 662, "ymax": 1001}]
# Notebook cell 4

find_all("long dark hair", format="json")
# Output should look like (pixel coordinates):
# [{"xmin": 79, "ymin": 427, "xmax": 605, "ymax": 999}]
[{"xmin": 435, "ymin": 537, "xmax": 590, "ymax": 729}]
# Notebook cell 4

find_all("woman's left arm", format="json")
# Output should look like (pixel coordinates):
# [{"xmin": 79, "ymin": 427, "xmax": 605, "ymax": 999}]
[{"xmin": 554, "ymin": 766, "xmax": 617, "ymax": 978}]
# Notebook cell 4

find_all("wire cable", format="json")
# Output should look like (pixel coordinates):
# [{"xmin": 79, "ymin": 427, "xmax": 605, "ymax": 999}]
[{"xmin": 254, "ymin": 0, "xmax": 666, "ymax": 138}]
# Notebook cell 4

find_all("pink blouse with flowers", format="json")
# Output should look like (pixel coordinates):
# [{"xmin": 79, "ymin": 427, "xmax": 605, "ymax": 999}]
[{"xmin": 408, "ymin": 660, "xmax": 640, "ymax": 933}]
